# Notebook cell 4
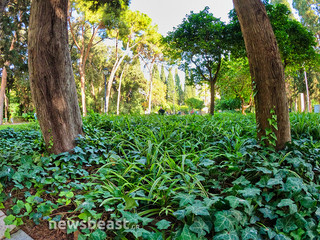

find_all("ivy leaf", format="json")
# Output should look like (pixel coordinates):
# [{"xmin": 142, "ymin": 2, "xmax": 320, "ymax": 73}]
[
  {"xmin": 267, "ymin": 177, "xmax": 283, "ymax": 187},
  {"xmin": 276, "ymin": 216, "xmax": 298, "ymax": 233},
  {"xmin": 283, "ymin": 177, "xmax": 305, "ymax": 193},
  {"xmin": 225, "ymin": 196, "xmax": 248, "ymax": 209},
  {"xmin": 124, "ymin": 228, "xmax": 150, "ymax": 238},
  {"xmin": 189, "ymin": 217, "xmax": 209, "ymax": 237},
  {"xmin": 238, "ymin": 187, "xmax": 261, "ymax": 198},
  {"xmin": 256, "ymin": 167, "xmax": 272, "ymax": 174},
  {"xmin": 175, "ymin": 194, "xmax": 196, "ymax": 207},
  {"xmin": 199, "ymin": 159, "xmax": 215, "ymax": 167},
  {"xmin": 277, "ymin": 199, "xmax": 297, "ymax": 214},
  {"xmin": 232, "ymin": 176, "xmax": 250, "ymax": 186},
  {"xmin": 185, "ymin": 202, "xmax": 210, "ymax": 216},
  {"xmin": 123, "ymin": 195, "xmax": 138, "ymax": 210},
  {"xmin": 299, "ymin": 196, "xmax": 316, "ymax": 208},
  {"xmin": 241, "ymin": 227, "xmax": 258, "ymax": 240},
  {"xmin": 4, "ymin": 215, "xmax": 15, "ymax": 225},
  {"xmin": 259, "ymin": 207, "xmax": 278, "ymax": 220},
  {"xmin": 213, "ymin": 231, "xmax": 239, "ymax": 240},
  {"xmin": 156, "ymin": 220, "xmax": 171, "ymax": 230},
  {"xmin": 214, "ymin": 211, "xmax": 235, "ymax": 232},
  {"xmin": 120, "ymin": 210, "xmax": 140, "ymax": 224},
  {"xmin": 173, "ymin": 210, "xmax": 186, "ymax": 220},
  {"xmin": 177, "ymin": 225, "xmax": 198, "ymax": 240}
]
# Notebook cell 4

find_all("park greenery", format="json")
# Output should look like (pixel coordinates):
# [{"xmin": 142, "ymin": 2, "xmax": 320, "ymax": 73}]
[
  {"xmin": 1, "ymin": 113, "xmax": 320, "ymax": 239},
  {"xmin": 0, "ymin": 0, "xmax": 320, "ymax": 239}
]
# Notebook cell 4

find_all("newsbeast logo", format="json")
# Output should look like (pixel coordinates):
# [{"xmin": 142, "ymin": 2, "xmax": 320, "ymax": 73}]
[{"xmin": 49, "ymin": 218, "xmax": 139, "ymax": 230}]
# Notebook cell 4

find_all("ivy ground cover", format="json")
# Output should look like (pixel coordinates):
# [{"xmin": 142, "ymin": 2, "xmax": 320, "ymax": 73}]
[{"xmin": 0, "ymin": 113, "xmax": 320, "ymax": 240}]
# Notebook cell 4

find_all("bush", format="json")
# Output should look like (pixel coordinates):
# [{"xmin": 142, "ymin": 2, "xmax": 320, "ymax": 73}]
[{"xmin": 216, "ymin": 98, "xmax": 241, "ymax": 111}]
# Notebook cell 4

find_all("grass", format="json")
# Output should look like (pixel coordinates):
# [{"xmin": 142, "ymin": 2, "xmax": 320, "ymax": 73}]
[{"xmin": 0, "ymin": 112, "xmax": 319, "ymax": 240}]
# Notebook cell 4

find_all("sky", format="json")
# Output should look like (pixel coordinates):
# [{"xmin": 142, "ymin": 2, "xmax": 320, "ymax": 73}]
[
  {"xmin": 130, "ymin": 0, "xmax": 296, "ymax": 36},
  {"xmin": 130, "ymin": 0, "xmax": 234, "ymax": 36}
]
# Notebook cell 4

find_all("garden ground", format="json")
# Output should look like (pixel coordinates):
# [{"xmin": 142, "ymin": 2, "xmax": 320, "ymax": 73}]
[{"xmin": 0, "ymin": 113, "xmax": 320, "ymax": 240}]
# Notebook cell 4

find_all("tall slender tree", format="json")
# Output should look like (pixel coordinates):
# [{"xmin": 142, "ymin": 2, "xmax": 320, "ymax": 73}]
[
  {"xmin": 233, "ymin": 0, "xmax": 291, "ymax": 149},
  {"xmin": 175, "ymin": 69, "xmax": 183, "ymax": 105}
]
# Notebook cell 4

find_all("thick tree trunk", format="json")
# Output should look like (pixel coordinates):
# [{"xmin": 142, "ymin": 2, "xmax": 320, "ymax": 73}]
[
  {"xmin": 233, "ymin": 0, "xmax": 291, "ymax": 150},
  {"xmin": 28, "ymin": 0, "xmax": 83, "ymax": 154}
]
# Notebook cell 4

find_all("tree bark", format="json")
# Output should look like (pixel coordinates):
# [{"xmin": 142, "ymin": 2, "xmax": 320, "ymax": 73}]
[
  {"xmin": 117, "ymin": 67, "xmax": 126, "ymax": 115},
  {"xmin": 233, "ymin": 0, "xmax": 291, "ymax": 150},
  {"xmin": 0, "ymin": 35, "xmax": 15, "ymax": 125},
  {"xmin": 28, "ymin": 0, "xmax": 83, "ymax": 154}
]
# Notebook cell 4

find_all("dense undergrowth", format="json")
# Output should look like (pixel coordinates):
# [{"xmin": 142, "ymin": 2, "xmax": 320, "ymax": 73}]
[{"xmin": 0, "ymin": 113, "xmax": 320, "ymax": 240}]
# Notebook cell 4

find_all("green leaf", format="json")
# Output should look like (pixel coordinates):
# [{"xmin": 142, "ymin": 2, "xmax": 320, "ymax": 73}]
[
  {"xmin": 299, "ymin": 196, "xmax": 316, "ymax": 208},
  {"xmin": 175, "ymin": 194, "xmax": 196, "ymax": 207},
  {"xmin": 123, "ymin": 195, "xmax": 138, "ymax": 210},
  {"xmin": 241, "ymin": 227, "xmax": 258, "ymax": 240},
  {"xmin": 283, "ymin": 177, "xmax": 305, "ymax": 193},
  {"xmin": 225, "ymin": 196, "xmax": 248, "ymax": 209},
  {"xmin": 267, "ymin": 177, "xmax": 283, "ymax": 187},
  {"xmin": 156, "ymin": 219, "xmax": 171, "ymax": 230},
  {"xmin": 120, "ymin": 210, "xmax": 139, "ymax": 224},
  {"xmin": 213, "ymin": 231, "xmax": 239, "ymax": 240},
  {"xmin": 232, "ymin": 176, "xmax": 250, "ymax": 186},
  {"xmin": 189, "ymin": 217, "xmax": 209, "ymax": 237},
  {"xmin": 124, "ymin": 228, "xmax": 150, "ymax": 238},
  {"xmin": 4, "ymin": 228, "xmax": 11, "ymax": 239},
  {"xmin": 214, "ymin": 211, "xmax": 235, "ymax": 232},
  {"xmin": 89, "ymin": 229, "xmax": 107, "ymax": 240},
  {"xmin": 4, "ymin": 215, "xmax": 16, "ymax": 225},
  {"xmin": 185, "ymin": 202, "xmax": 210, "ymax": 216},
  {"xmin": 277, "ymin": 199, "xmax": 297, "ymax": 214},
  {"xmin": 276, "ymin": 216, "xmax": 298, "ymax": 233},
  {"xmin": 259, "ymin": 207, "xmax": 278, "ymax": 220},
  {"xmin": 238, "ymin": 187, "xmax": 261, "ymax": 198},
  {"xmin": 290, "ymin": 228, "xmax": 305, "ymax": 240},
  {"xmin": 177, "ymin": 225, "xmax": 198, "ymax": 240},
  {"xmin": 173, "ymin": 210, "xmax": 186, "ymax": 220}
]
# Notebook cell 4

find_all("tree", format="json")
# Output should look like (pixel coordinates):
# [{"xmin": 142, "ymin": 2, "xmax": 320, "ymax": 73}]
[
  {"xmin": 160, "ymin": 65, "xmax": 166, "ymax": 83},
  {"xmin": 166, "ymin": 69, "xmax": 177, "ymax": 106},
  {"xmin": 217, "ymin": 58, "xmax": 253, "ymax": 114},
  {"xmin": 165, "ymin": 7, "xmax": 227, "ymax": 115},
  {"xmin": 175, "ymin": 69, "xmax": 183, "ymax": 105},
  {"xmin": 28, "ymin": 0, "xmax": 84, "ymax": 154},
  {"xmin": 0, "ymin": 0, "xmax": 30, "ymax": 125},
  {"xmin": 68, "ymin": 1, "xmax": 104, "ymax": 116},
  {"xmin": 293, "ymin": 0, "xmax": 320, "ymax": 46},
  {"xmin": 228, "ymin": 3, "xmax": 317, "ymax": 69},
  {"xmin": 185, "ymin": 98, "xmax": 205, "ymax": 111},
  {"xmin": 233, "ymin": 0, "xmax": 291, "ymax": 150},
  {"xmin": 104, "ymin": 10, "xmax": 153, "ymax": 114},
  {"xmin": 138, "ymin": 27, "xmax": 163, "ymax": 114}
]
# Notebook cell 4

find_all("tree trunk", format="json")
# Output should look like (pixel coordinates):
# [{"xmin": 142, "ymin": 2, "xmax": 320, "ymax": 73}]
[
  {"xmin": 209, "ymin": 80, "xmax": 215, "ymax": 115},
  {"xmin": 4, "ymin": 93, "xmax": 8, "ymax": 122},
  {"xmin": 117, "ymin": 67, "xmax": 125, "ymax": 115},
  {"xmin": 79, "ymin": 66, "xmax": 87, "ymax": 116},
  {"xmin": 28, "ymin": 0, "xmax": 83, "ymax": 154},
  {"xmin": 233, "ymin": 0, "xmax": 291, "ymax": 150},
  {"xmin": 0, "ymin": 35, "xmax": 15, "ymax": 125},
  {"xmin": 0, "ymin": 65, "xmax": 8, "ymax": 125},
  {"xmin": 304, "ymin": 70, "xmax": 311, "ymax": 112}
]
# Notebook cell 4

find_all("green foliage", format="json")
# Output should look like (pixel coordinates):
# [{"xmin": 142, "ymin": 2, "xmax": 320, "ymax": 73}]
[
  {"xmin": 185, "ymin": 98, "xmax": 205, "ymax": 111},
  {"xmin": 216, "ymin": 98, "xmax": 241, "ymax": 111},
  {"xmin": 1, "ymin": 113, "xmax": 320, "ymax": 239}
]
